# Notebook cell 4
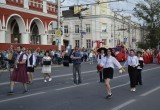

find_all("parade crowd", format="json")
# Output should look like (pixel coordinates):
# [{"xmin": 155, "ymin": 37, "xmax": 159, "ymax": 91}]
[{"xmin": 1, "ymin": 45, "xmax": 160, "ymax": 99}]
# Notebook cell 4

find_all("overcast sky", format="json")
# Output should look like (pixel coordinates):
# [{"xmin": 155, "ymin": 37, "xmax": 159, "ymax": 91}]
[{"xmin": 48, "ymin": 0, "xmax": 144, "ymax": 24}]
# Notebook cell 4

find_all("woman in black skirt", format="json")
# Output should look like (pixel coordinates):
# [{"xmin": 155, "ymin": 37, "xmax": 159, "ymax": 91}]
[
  {"xmin": 27, "ymin": 49, "xmax": 36, "ymax": 84},
  {"xmin": 100, "ymin": 48, "xmax": 124, "ymax": 99},
  {"xmin": 136, "ymin": 51, "xmax": 144, "ymax": 85}
]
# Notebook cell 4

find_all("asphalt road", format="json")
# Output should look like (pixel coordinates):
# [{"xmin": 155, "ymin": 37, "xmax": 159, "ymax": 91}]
[{"xmin": 0, "ymin": 62, "xmax": 160, "ymax": 110}]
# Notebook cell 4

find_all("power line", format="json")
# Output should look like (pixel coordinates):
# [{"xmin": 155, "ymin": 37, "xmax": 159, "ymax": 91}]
[{"xmin": 61, "ymin": 0, "xmax": 125, "ymax": 8}]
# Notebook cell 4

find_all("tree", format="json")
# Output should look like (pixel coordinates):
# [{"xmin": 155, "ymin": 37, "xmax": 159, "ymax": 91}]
[{"xmin": 133, "ymin": 0, "xmax": 160, "ymax": 48}]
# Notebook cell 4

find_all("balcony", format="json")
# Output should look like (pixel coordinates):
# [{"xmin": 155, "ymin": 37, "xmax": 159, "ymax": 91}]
[{"xmin": 4, "ymin": 0, "xmax": 57, "ymax": 14}]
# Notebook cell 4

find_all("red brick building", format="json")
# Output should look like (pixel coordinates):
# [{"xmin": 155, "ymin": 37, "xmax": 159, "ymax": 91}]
[{"xmin": 0, "ymin": 0, "xmax": 63, "ymax": 50}]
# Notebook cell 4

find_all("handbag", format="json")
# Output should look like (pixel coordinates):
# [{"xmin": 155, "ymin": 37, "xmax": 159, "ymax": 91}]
[
  {"xmin": 43, "ymin": 61, "xmax": 51, "ymax": 65},
  {"xmin": 97, "ymin": 65, "xmax": 103, "ymax": 71}
]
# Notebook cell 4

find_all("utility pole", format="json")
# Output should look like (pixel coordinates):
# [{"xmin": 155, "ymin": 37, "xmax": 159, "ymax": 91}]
[
  {"xmin": 80, "ymin": 12, "xmax": 83, "ymax": 48},
  {"xmin": 57, "ymin": 0, "xmax": 61, "ymax": 51},
  {"xmin": 128, "ymin": 16, "xmax": 131, "ymax": 49},
  {"xmin": 113, "ymin": 12, "xmax": 116, "ymax": 47}
]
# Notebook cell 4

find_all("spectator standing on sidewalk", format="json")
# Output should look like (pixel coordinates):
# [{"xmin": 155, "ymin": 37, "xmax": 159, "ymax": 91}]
[
  {"xmin": 71, "ymin": 46, "xmax": 82, "ymax": 84},
  {"xmin": 89, "ymin": 50, "xmax": 94, "ymax": 64}
]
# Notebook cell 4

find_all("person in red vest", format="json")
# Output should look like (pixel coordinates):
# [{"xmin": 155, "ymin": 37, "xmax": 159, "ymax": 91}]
[
  {"xmin": 148, "ymin": 51, "xmax": 151, "ymax": 63},
  {"xmin": 150, "ymin": 51, "xmax": 154, "ymax": 63},
  {"xmin": 157, "ymin": 51, "xmax": 160, "ymax": 64},
  {"xmin": 143, "ymin": 51, "xmax": 148, "ymax": 64}
]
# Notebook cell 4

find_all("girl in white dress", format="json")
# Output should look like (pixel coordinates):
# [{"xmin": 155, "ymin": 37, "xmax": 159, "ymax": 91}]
[{"xmin": 42, "ymin": 51, "xmax": 52, "ymax": 82}]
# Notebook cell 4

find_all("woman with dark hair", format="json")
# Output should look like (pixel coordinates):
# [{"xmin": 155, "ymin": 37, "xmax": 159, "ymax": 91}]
[
  {"xmin": 8, "ymin": 46, "xmax": 28, "ymax": 94},
  {"xmin": 136, "ymin": 51, "xmax": 144, "ymax": 85},
  {"xmin": 100, "ymin": 48, "xmax": 124, "ymax": 99},
  {"xmin": 27, "ymin": 49, "xmax": 36, "ymax": 84},
  {"xmin": 124, "ymin": 49, "xmax": 139, "ymax": 92},
  {"xmin": 42, "ymin": 51, "xmax": 52, "ymax": 82}
]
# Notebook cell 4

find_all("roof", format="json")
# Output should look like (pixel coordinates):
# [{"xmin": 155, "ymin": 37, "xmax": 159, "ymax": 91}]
[{"xmin": 62, "ymin": 7, "xmax": 80, "ymax": 18}]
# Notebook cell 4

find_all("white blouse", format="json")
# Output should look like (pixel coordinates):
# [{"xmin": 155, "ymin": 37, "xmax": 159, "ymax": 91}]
[
  {"xmin": 43, "ymin": 56, "xmax": 51, "ymax": 61},
  {"xmin": 97, "ymin": 54, "xmax": 105, "ymax": 65},
  {"xmin": 100, "ymin": 56, "xmax": 122, "ymax": 69},
  {"xmin": 124, "ymin": 55, "xmax": 139, "ymax": 67},
  {"xmin": 27, "ymin": 54, "xmax": 36, "ymax": 67}
]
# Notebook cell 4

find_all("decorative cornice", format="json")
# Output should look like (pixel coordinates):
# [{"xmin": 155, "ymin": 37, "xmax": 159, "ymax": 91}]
[{"xmin": 0, "ymin": 3, "xmax": 57, "ymax": 19}]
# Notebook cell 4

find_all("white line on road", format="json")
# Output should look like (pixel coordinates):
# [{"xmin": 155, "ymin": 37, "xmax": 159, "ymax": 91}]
[
  {"xmin": 111, "ymin": 99, "xmax": 136, "ymax": 110},
  {"xmin": 140, "ymin": 86, "xmax": 160, "ymax": 97},
  {"xmin": 111, "ymin": 82, "xmax": 130, "ymax": 90},
  {"xmin": 55, "ymin": 83, "xmax": 89, "ymax": 91},
  {"xmin": 0, "ymin": 92, "xmax": 46, "ymax": 103}
]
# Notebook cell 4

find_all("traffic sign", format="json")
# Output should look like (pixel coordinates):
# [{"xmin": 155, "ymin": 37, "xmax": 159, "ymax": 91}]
[{"xmin": 55, "ymin": 30, "xmax": 61, "ymax": 36}]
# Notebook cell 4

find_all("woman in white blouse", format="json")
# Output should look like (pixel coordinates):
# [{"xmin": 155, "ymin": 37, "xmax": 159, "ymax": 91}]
[
  {"xmin": 136, "ymin": 51, "xmax": 144, "ymax": 85},
  {"xmin": 100, "ymin": 48, "xmax": 124, "ymax": 99},
  {"xmin": 42, "ymin": 51, "xmax": 52, "ymax": 82},
  {"xmin": 124, "ymin": 49, "xmax": 139, "ymax": 92},
  {"xmin": 27, "ymin": 49, "xmax": 36, "ymax": 84}
]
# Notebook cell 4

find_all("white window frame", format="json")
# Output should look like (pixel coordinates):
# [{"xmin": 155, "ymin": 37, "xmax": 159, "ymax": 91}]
[
  {"xmin": 75, "ymin": 40, "xmax": 80, "ymax": 48},
  {"xmin": 64, "ymin": 25, "xmax": 69, "ymax": 33},
  {"xmin": 75, "ymin": 25, "xmax": 79, "ymax": 33},
  {"xmin": 86, "ymin": 39, "xmax": 91, "ymax": 49},
  {"xmin": 86, "ymin": 24, "xmax": 91, "ymax": 33},
  {"xmin": 102, "ymin": 23, "xmax": 107, "ymax": 32}
]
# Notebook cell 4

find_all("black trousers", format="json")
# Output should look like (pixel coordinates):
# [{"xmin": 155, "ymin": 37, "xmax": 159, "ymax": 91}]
[
  {"xmin": 99, "ymin": 71, "xmax": 104, "ymax": 82},
  {"xmin": 136, "ymin": 69, "xmax": 142, "ymax": 85},
  {"xmin": 128, "ymin": 66, "xmax": 137, "ymax": 88}
]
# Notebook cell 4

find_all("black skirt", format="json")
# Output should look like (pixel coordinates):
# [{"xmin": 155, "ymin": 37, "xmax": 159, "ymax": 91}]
[
  {"xmin": 27, "ymin": 67, "xmax": 34, "ymax": 72},
  {"xmin": 103, "ymin": 67, "xmax": 114, "ymax": 79}
]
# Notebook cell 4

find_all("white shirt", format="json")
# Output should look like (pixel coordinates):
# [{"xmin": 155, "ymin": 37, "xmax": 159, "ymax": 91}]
[
  {"xmin": 137, "ymin": 57, "xmax": 144, "ymax": 69},
  {"xmin": 27, "ymin": 54, "xmax": 36, "ymax": 67},
  {"xmin": 43, "ymin": 56, "xmax": 51, "ymax": 61},
  {"xmin": 124, "ymin": 55, "xmax": 139, "ymax": 67},
  {"xmin": 97, "ymin": 54, "xmax": 105, "ymax": 64},
  {"xmin": 17, "ymin": 52, "xmax": 27, "ymax": 61},
  {"xmin": 100, "ymin": 56, "xmax": 122, "ymax": 69},
  {"xmin": 89, "ymin": 52, "xmax": 93, "ymax": 58}
]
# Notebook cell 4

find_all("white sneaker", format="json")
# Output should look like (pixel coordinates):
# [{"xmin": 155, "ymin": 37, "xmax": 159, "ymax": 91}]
[
  {"xmin": 132, "ymin": 88, "xmax": 136, "ymax": 92},
  {"xmin": 44, "ymin": 80, "xmax": 47, "ymax": 83},
  {"xmin": 48, "ymin": 78, "xmax": 52, "ymax": 82},
  {"xmin": 131, "ymin": 88, "xmax": 136, "ymax": 92}
]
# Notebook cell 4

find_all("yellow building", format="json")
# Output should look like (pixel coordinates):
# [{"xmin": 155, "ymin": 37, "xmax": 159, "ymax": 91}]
[{"xmin": 62, "ymin": 0, "xmax": 142, "ymax": 49}]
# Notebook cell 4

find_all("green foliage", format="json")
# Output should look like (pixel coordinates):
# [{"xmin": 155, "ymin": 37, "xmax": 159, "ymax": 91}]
[{"xmin": 133, "ymin": 0, "xmax": 160, "ymax": 48}]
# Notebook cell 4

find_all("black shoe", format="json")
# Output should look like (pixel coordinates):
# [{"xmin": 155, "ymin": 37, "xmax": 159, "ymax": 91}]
[
  {"xmin": 8, "ymin": 91, "xmax": 14, "ymax": 95},
  {"xmin": 23, "ymin": 90, "xmax": 28, "ymax": 94},
  {"xmin": 105, "ymin": 94, "xmax": 112, "ymax": 99}
]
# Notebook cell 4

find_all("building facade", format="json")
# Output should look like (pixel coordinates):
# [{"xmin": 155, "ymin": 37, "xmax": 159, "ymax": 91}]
[
  {"xmin": 0, "ymin": 0, "xmax": 57, "ymax": 46},
  {"xmin": 62, "ymin": 0, "xmax": 143, "ymax": 49}
]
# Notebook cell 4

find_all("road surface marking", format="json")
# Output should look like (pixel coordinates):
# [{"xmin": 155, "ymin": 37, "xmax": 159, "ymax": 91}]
[
  {"xmin": 0, "ymin": 66, "xmax": 160, "ymax": 86},
  {"xmin": 111, "ymin": 82, "xmax": 130, "ymax": 89},
  {"xmin": 140, "ymin": 86, "xmax": 160, "ymax": 96},
  {"xmin": 111, "ymin": 99, "xmax": 136, "ymax": 110},
  {"xmin": 0, "ymin": 92, "xmax": 46, "ymax": 103},
  {"xmin": 55, "ymin": 83, "xmax": 89, "ymax": 91}
]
